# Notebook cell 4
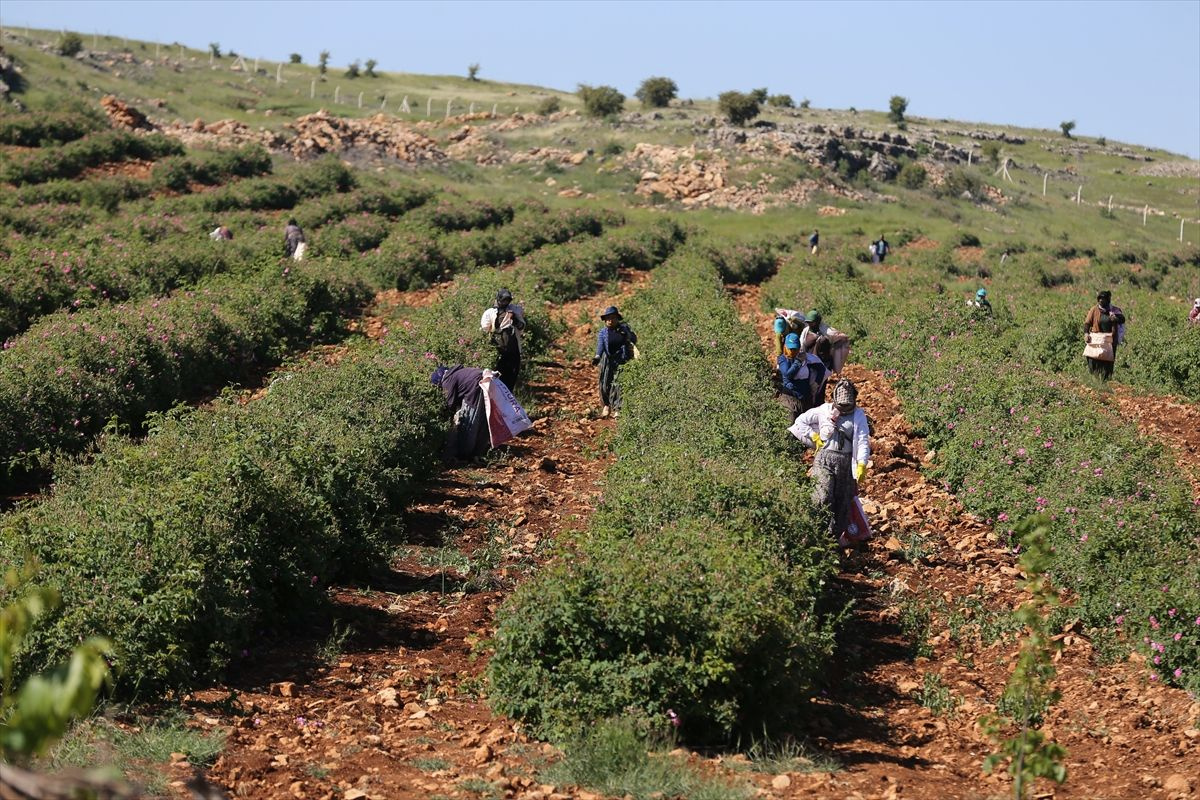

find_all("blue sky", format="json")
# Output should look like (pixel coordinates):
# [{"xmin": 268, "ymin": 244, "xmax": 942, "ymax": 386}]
[{"xmin": 3, "ymin": 0, "xmax": 1198, "ymax": 157}]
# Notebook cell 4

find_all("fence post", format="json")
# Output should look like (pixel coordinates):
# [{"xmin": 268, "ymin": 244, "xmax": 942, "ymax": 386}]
[
  {"xmin": 1076, "ymin": 185, "xmax": 1082, "ymax": 204},
  {"xmin": 967, "ymin": 150, "xmax": 972, "ymax": 166},
  {"xmin": 469, "ymin": 102, "xmax": 475, "ymax": 114},
  {"xmin": 209, "ymin": 49, "xmax": 214, "ymax": 66},
  {"xmin": 380, "ymin": 95, "xmax": 387, "ymax": 110},
  {"xmin": 276, "ymin": 63, "xmax": 282, "ymax": 85},
  {"xmin": 1107, "ymin": 195, "xmax": 1113, "ymax": 213},
  {"xmin": 1182, "ymin": 218, "xmax": 1187, "ymax": 243},
  {"xmin": 445, "ymin": 99, "xmax": 452, "ymax": 118},
  {"xmin": 400, "ymin": 96, "xmax": 410, "ymax": 113},
  {"xmin": 253, "ymin": 58, "xmax": 258, "ymax": 73},
  {"xmin": 1043, "ymin": 173, "xmax": 1049, "ymax": 196},
  {"xmin": 492, "ymin": 103, "xmax": 497, "ymax": 115},
  {"xmin": 358, "ymin": 91, "xmax": 363, "ymax": 109},
  {"xmin": 427, "ymin": 97, "xmax": 432, "ymax": 116},
  {"xmin": 178, "ymin": 43, "xmax": 183, "ymax": 60},
  {"xmin": 310, "ymin": 79, "xmax": 316, "ymax": 99},
  {"xmin": 334, "ymin": 86, "xmax": 340, "ymax": 104},
  {"xmin": 1143, "ymin": 205, "xmax": 1148, "ymax": 226}
]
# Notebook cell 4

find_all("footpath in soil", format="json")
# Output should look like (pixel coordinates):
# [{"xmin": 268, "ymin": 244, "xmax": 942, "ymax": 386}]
[{"xmin": 728, "ymin": 282, "xmax": 1200, "ymax": 800}]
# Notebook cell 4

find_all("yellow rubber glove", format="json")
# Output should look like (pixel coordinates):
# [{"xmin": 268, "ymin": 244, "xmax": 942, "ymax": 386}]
[
  {"xmin": 811, "ymin": 433, "xmax": 824, "ymax": 450},
  {"xmin": 853, "ymin": 462, "xmax": 866, "ymax": 482}
]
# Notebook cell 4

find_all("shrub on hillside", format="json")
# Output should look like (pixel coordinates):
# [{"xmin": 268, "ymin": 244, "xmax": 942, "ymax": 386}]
[
  {"xmin": 889, "ymin": 95, "xmax": 908, "ymax": 127},
  {"xmin": 57, "ymin": 33, "xmax": 84, "ymax": 57},
  {"xmin": 577, "ymin": 84, "xmax": 625, "ymax": 118},
  {"xmin": 0, "ymin": 112, "xmax": 102, "ymax": 146},
  {"xmin": 635, "ymin": 77, "xmax": 678, "ymax": 108},
  {"xmin": 767, "ymin": 94, "xmax": 795, "ymax": 108},
  {"xmin": 897, "ymin": 161, "xmax": 927, "ymax": 189},
  {"xmin": 535, "ymin": 96, "xmax": 561, "ymax": 116},
  {"xmin": 717, "ymin": 91, "xmax": 760, "ymax": 126}
]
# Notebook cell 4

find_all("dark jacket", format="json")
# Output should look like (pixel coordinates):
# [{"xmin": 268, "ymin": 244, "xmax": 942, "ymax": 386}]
[
  {"xmin": 596, "ymin": 323, "xmax": 637, "ymax": 365},
  {"xmin": 284, "ymin": 224, "xmax": 306, "ymax": 257},
  {"xmin": 439, "ymin": 365, "xmax": 485, "ymax": 411},
  {"xmin": 1084, "ymin": 304, "xmax": 1126, "ymax": 344},
  {"xmin": 777, "ymin": 353, "xmax": 809, "ymax": 397}
]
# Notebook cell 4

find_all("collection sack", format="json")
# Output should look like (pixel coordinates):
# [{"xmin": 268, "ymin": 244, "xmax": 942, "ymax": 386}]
[
  {"xmin": 480, "ymin": 370, "xmax": 532, "ymax": 447},
  {"xmin": 1083, "ymin": 332, "xmax": 1114, "ymax": 362}
]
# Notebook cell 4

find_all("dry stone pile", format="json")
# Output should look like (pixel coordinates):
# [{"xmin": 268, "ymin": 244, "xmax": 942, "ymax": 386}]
[
  {"xmin": 286, "ymin": 110, "xmax": 446, "ymax": 163},
  {"xmin": 100, "ymin": 94, "xmax": 155, "ymax": 130}
]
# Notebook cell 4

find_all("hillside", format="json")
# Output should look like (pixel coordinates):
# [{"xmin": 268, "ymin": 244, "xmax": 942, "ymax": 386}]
[{"xmin": 1, "ymin": 24, "xmax": 1199, "ymax": 800}]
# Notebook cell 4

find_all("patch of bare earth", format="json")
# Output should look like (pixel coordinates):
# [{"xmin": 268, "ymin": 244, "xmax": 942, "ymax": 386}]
[{"xmin": 728, "ymin": 283, "xmax": 1200, "ymax": 800}]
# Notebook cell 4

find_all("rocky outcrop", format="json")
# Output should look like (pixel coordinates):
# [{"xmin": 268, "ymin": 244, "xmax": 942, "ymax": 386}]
[{"xmin": 100, "ymin": 94, "xmax": 155, "ymax": 130}]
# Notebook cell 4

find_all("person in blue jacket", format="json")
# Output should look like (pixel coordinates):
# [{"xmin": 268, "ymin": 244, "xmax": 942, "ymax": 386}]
[
  {"xmin": 777, "ymin": 332, "xmax": 817, "ymax": 418},
  {"xmin": 592, "ymin": 305, "xmax": 637, "ymax": 418}
]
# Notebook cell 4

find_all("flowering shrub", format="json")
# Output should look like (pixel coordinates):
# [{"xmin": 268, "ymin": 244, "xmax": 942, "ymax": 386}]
[
  {"xmin": 0, "ymin": 262, "xmax": 372, "ymax": 472},
  {"xmin": 489, "ymin": 248, "xmax": 841, "ymax": 741},
  {"xmin": 2, "ymin": 131, "xmax": 183, "ymax": 185}
]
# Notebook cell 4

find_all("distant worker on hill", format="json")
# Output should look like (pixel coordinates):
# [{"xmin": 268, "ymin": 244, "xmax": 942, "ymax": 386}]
[
  {"xmin": 592, "ymin": 305, "xmax": 638, "ymax": 419},
  {"xmin": 790, "ymin": 378, "xmax": 872, "ymax": 545},
  {"xmin": 1083, "ymin": 289, "xmax": 1125, "ymax": 380},
  {"xmin": 968, "ymin": 288, "xmax": 993, "ymax": 316},
  {"xmin": 284, "ymin": 218, "xmax": 306, "ymax": 261},
  {"xmin": 808, "ymin": 229, "xmax": 820, "ymax": 255},
  {"xmin": 1190, "ymin": 298, "xmax": 1200, "ymax": 324},
  {"xmin": 481, "ymin": 288, "xmax": 526, "ymax": 390},
  {"xmin": 871, "ymin": 234, "xmax": 890, "ymax": 264},
  {"xmin": 209, "ymin": 225, "xmax": 233, "ymax": 241}
]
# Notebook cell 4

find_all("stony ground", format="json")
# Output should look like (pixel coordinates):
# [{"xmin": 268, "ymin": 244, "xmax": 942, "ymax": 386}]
[{"xmin": 145, "ymin": 272, "xmax": 1200, "ymax": 800}]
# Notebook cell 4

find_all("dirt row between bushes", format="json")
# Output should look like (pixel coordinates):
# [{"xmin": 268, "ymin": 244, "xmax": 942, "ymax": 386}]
[
  {"xmin": 1109, "ymin": 385, "xmax": 1200, "ymax": 503},
  {"xmin": 176, "ymin": 271, "xmax": 651, "ymax": 800},
  {"xmin": 730, "ymin": 283, "xmax": 1200, "ymax": 800}
]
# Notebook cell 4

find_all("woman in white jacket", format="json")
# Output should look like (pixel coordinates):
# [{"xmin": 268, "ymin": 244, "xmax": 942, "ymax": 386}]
[{"xmin": 789, "ymin": 379, "xmax": 870, "ymax": 541}]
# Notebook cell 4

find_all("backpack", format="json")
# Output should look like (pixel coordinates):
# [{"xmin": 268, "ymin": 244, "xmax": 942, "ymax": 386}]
[
  {"xmin": 868, "ymin": 242, "xmax": 877, "ymax": 255},
  {"xmin": 490, "ymin": 308, "xmax": 522, "ymax": 354}
]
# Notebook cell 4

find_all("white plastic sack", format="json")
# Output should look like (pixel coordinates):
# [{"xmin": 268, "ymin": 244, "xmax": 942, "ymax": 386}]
[
  {"xmin": 480, "ymin": 370, "xmax": 532, "ymax": 447},
  {"xmin": 292, "ymin": 241, "xmax": 307, "ymax": 262}
]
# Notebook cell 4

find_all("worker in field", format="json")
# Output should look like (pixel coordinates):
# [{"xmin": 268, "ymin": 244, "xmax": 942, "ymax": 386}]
[
  {"xmin": 209, "ymin": 225, "xmax": 233, "ymax": 241},
  {"xmin": 808, "ymin": 229, "xmax": 820, "ymax": 255},
  {"xmin": 772, "ymin": 309, "xmax": 806, "ymax": 355},
  {"xmin": 592, "ymin": 305, "xmax": 638, "ymax": 418},
  {"xmin": 801, "ymin": 310, "xmax": 850, "ymax": 374},
  {"xmin": 777, "ymin": 332, "xmax": 827, "ymax": 417},
  {"xmin": 968, "ymin": 288, "xmax": 993, "ymax": 316},
  {"xmin": 1083, "ymin": 289, "xmax": 1125, "ymax": 380},
  {"xmin": 283, "ymin": 218, "xmax": 306, "ymax": 260},
  {"xmin": 789, "ymin": 378, "xmax": 871, "ymax": 543},
  {"xmin": 430, "ymin": 365, "xmax": 489, "ymax": 460},
  {"xmin": 871, "ymin": 234, "xmax": 890, "ymax": 264},
  {"xmin": 481, "ymin": 288, "xmax": 526, "ymax": 390},
  {"xmin": 1189, "ymin": 298, "xmax": 1200, "ymax": 324}
]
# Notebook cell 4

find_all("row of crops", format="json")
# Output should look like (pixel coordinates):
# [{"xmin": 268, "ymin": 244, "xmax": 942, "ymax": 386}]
[
  {"xmin": 0, "ymin": 208, "xmax": 686, "ymax": 695},
  {"xmin": 761, "ymin": 243, "xmax": 1200, "ymax": 692}
]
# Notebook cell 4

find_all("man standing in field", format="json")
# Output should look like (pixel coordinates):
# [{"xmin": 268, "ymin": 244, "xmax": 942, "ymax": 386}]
[{"xmin": 283, "ymin": 219, "xmax": 306, "ymax": 261}]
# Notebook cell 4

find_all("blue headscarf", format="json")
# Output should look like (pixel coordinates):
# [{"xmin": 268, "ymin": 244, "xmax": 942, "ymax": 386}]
[{"xmin": 430, "ymin": 365, "xmax": 450, "ymax": 386}]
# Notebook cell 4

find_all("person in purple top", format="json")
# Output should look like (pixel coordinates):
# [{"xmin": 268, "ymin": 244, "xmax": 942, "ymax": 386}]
[{"xmin": 430, "ymin": 365, "xmax": 489, "ymax": 459}]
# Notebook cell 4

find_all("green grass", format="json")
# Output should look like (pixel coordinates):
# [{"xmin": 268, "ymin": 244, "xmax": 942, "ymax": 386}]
[
  {"xmin": 542, "ymin": 717, "xmax": 752, "ymax": 800},
  {"xmin": 739, "ymin": 735, "xmax": 841, "ymax": 774},
  {"xmin": 41, "ymin": 709, "xmax": 225, "ymax": 796}
]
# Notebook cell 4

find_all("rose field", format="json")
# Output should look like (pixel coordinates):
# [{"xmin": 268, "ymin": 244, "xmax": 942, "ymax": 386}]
[{"xmin": 1, "ymin": 25, "xmax": 1199, "ymax": 800}]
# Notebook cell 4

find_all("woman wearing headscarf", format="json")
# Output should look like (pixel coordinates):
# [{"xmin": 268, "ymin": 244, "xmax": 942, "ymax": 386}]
[
  {"xmin": 430, "ymin": 364, "xmax": 489, "ymax": 459},
  {"xmin": 480, "ymin": 288, "xmax": 526, "ymax": 391},
  {"xmin": 593, "ymin": 305, "xmax": 637, "ymax": 418},
  {"xmin": 1189, "ymin": 298, "xmax": 1200, "ymax": 325},
  {"xmin": 790, "ymin": 378, "xmax": 871, "ymax": 542},
  {"xmin": 1083, "ymin": 290, "xmax": 1125, "ymax": 380}
]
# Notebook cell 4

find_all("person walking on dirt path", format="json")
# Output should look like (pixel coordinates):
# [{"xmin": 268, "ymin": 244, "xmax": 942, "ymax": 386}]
[
  {"xmin": 283, "ymin": 219, "xmax": 306, "ymax": 261},
  {"xmin": 593, "ymin": 305, "xmax": 637, "ymax": 419},
  {"xmin": 969, "ymin": 288, "xmax": 993, "ymax": 316},
  {"xmin": 430, "ymin": 364, "xmax": 490, "ymax": 460},
  {"xmin": 809, "ymin": 229, "xmax": 819, "ymax": 256},
  {"xmin": 481, "ymin": 288, "xmax": 526, "ymax": 391},
  {"xmin": 1190, "ymin": 298, "xmax": 1200, "ymax": 325},
  {"xmin": 772, "ymin": 310, "xmax": 806, "ymax": 356},
  {"xmin": 871, "ymin": 234, "xmax": 889, "ymax": 264},
  {"xmin": 790, "ymin": 378, "xmax": 871, "ymax": 543},
  {"xmin": 777, "ymin": 333, "xmax": 809, "ymax": 419},
  {"xmin": 801, "ymin": 310, "xmax": 851, "ymax": 374},
  {"xmin": 1083, "ymin": 289, "xmax": 1125, "ymax": 380}
]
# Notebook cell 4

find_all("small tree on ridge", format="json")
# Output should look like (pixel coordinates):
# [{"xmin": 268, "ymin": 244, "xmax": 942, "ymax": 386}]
[
  {"xmin": 1060, "ymin": 120, "xmax": 1076, "ymax": 138},
  {"xmin": 889, "ymin": 95, "xmax": 908, "ymax": 128},
  {"xmin": 635, "ymin": 76, "xmax": 678, "ymax": 108},
  {"xmin": 578, "ymin": 84, "xmax": 625, "ymax": 118},
  {"xmin": 718, "ymin": 91, "xmax": 760, "ymax": 126}
]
